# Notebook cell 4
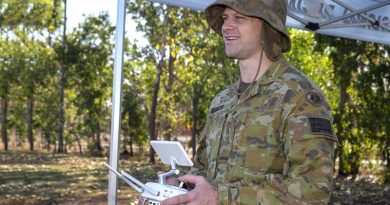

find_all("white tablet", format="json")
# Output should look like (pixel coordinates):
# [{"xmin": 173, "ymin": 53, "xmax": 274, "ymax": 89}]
[{"xmin": 150, "ymin": 141, "xmax": 193, "ymax": 167}]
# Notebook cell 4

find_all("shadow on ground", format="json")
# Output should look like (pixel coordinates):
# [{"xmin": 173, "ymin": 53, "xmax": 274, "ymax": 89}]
[{"xmin": 0, "ymin": 151, "xmax": 389, "ymax": 205}]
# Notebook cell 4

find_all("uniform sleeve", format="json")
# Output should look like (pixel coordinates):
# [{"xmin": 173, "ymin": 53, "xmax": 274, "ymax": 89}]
[
  {"xmin": 217, "ymin": 91, "xmax": 337, "ymax": 205},
  {"xmin": 190, "ymin": 116, "xmax": 210, "ymax": 178}
]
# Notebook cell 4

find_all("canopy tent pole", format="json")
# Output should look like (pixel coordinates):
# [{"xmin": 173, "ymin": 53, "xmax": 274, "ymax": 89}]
[
  {"xmin": 330, "ymin": 0, "xmax": 390, "ymax": 31},
  {"xmin": 147, "ymin": 0, "xmax": 210, "ymax": 10},
  {"xmin": 319, "ymin": 0, "xmax": 390, "ymax": 29},
  {"xmin": 322, "ymin": 22, "xmax": 381, "ymax": 29},
  {"xmin": 107, "ymin": 0, "xmax": 126, "ymax": 204}
]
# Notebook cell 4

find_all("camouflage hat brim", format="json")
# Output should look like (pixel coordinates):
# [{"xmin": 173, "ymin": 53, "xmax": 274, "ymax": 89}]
[{"xmin": 205, "ymin": 0, "xmax": 291, "ymax": 59}]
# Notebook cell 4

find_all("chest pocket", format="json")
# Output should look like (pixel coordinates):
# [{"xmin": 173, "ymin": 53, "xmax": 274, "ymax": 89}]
[
  {"xmin": 225, "ymin": 96, "xmax": 285, "ymax": 181},
  {"xmin": 205, "ymin": 106, "xmax": 231, "ymax": 182}
]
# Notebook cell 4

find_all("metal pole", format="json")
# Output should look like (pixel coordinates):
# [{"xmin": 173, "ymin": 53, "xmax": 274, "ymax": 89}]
[
  {"xmin": 108, "ymin": 0, "xmax": 126, "ymax": 204},
  {"xmin": 319, "ymin": 0, "xmax": 390, "ymax": 27}
]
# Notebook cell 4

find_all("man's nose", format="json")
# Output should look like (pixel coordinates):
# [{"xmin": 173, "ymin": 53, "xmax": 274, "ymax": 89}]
[{"xmin": 222, "ymin": 20, "xmax": 234, "ymax": 33}]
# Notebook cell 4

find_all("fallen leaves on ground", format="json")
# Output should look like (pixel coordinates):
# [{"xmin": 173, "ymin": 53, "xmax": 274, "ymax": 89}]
[{"xmin": 0, "ymin": 151, "xmax": 388, "ymax": 204}]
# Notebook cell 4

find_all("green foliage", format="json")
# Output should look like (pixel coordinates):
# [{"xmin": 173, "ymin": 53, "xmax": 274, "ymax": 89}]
[
  {"xmin": 127, "ymin": 0, "xmax": 236, "ymax": 152},
  {"xmin": 61, "ymin": 13, "xmax": 115, "ymax": 154},
  {"xmin": 316, "ymin": 35, "xmax": 390, "ymax": 181},
  {"xmin": 0, "ymin": 0, "xmax": 61, "ymax": 32}
]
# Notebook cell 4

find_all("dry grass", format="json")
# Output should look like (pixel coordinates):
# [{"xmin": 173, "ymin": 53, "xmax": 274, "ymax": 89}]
[
  {"xmin": 0, "ymin": 151, "xmax": 168, "ymax": 205},
  {"xmin": 0, "ymin": 151, "xmax": 389, "ymax": 205}
]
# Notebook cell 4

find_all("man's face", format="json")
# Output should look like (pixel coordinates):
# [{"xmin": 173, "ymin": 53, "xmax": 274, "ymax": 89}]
[{"xmin": 221, "ymin": 7, "xmax": 263, "ymax": 60}]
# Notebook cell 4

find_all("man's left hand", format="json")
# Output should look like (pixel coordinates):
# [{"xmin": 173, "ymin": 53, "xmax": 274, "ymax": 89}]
[{"xmin": 161, "ymin": 174, "xmax": 217, "ymax": 205}]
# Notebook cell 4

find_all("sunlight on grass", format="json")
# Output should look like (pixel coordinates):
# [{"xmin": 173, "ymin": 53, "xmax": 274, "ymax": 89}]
[{"xmin": 0, "ymin": 151, "xmax": 165, "ymax": 205}]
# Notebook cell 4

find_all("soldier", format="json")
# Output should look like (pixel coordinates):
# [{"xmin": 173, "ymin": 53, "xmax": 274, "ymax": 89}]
[{"xmin": 162, "ymin": 0, "xmax": 338, "ymax": 204}]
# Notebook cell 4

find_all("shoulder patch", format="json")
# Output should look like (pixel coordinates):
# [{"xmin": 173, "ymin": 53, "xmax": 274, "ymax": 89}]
[
  {"xmin": 306, "ymin": 91, "xmax": 323, "ymax": 106},
  {"xmin": 308, "ymin": 117, "xmax": 334, "ymax": 137}
]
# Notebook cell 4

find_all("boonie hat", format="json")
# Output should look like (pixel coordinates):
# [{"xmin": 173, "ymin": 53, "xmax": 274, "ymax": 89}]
[{"xmin": 205, "ymin": 0, "xmax": 291, "ymax": 61}]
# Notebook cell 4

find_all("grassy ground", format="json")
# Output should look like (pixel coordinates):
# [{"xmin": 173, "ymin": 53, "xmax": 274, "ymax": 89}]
[
  {"xmin": 0, "ymin": 151, "xmax": 169, "ymax": 205},
  {"xmin": 0, "ymin": 151, "xmax": 389, "ymax": 205}
]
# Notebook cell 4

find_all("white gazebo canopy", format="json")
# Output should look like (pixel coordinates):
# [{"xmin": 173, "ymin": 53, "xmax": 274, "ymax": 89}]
[
  {"xmin": 107, "ymin": 0, "xmax": 390, "ymax": 204},
  {"xmin": 148, "ymin": 0, "xmax": 390, "ymax": 45}
]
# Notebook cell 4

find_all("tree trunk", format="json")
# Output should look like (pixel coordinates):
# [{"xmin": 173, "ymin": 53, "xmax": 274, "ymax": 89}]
[
  {"xmin": 96, "ymin": 122, "xmax": 102, "ymax": 152},
  {"xmin": 96, "ymin": 99, "xmax": 103, "ymax": 153},
  {"xmin": 27, "ymin": 91, "xmax": 34, "ymax": 151},
  {"xmin": 45, "ymin": 130, "xmax": 51, "ymax": 151},
  {"xmin": 149, "ymin": 60, "xmax": 163, "ymax": 164},
  {"xmin": 74, "ymin": 134, "xmax": 83, "ymax": 155},
  {"xmin": 385, "ymin": 134, "xmax": 390, "ymax": 183},
  {"xmin": 163, "ymin": 52, "xmax": 176, "ymax": 142},
  {"xmin": 129, "ymin": 135, "xmax": 134, "ymax": 156},
  {"xmin": 337, "ymin": 84, "xmax": 348, "ymax": 176},
  {"xmin": 191, "ymin": 84, "xmax": 200, "ymax": 157},
  {"xmin": 122, "ymin": 128, "xmax": 129, "ymax": 154},
  {"xmin": 57, "ymin": 0, "xmax": 67, "ymax": 153},
  {"xmin": 168, "ymin": 52, "xmax": 175, "ymax": 93},
  {"xmin": 1, "ymin": 91, "xmax": 8, "ymax": 151}
]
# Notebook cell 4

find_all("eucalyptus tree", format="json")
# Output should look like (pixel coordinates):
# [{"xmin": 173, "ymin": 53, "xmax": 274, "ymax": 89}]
[
  {"xmin": 127, "ymin": 0, "xmax": 239, "ymax": 161},
  {"xmin": 128, "ymin": 0, "xmax": 178, "ymax": 163},
  {"xmin": 0, "ymin": 38, "xmax": 17, "ymax": 151},
  {"xmin": 0, "ymin": 0, "xmax": 61, "ymax": 151},
  {"xmin": 120, "ymin": 41, "xmax": 150, "ymax": 155},
  {"xmin": 354, "ymin": 43, "xmax": 390, "ymax": 182},
  {"xmin": 316, "ymin": 35, "xmax": 390, "ymax": 180},
  {"xmin": 121, "ymin": 86, "xmax": 148, "ymax": 156},
  {"xmin": 21, "ymin": 40, "xmax": 58, "ymax": 151},
  {"xmin": 0, "ymin": 39, "xmax": 27, "ymax": 150},
  {"xmin": 64, "ymin": 13, "xmax": 114, "ymax": 155},
  {"xmin": 170, "ymin": 10, "xmax": 237, "ymax": 155},
  {"xmin": 58, "ymin": 0, "xmax": 67, "ymax": 153}
]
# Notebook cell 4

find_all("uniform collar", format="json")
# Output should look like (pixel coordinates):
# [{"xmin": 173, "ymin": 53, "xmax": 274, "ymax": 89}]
[{"xmin": 230, "ymin": 56, "xmax": 290, "ymax": 99}]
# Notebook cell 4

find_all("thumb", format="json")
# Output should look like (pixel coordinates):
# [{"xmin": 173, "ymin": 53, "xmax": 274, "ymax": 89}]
[{"xmin": 178, "ymin": 174, "xmax": 204, "ymax": 184}]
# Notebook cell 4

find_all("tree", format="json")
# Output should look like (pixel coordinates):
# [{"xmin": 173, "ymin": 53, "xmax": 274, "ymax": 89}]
[
  {"xmin": 316, "ymin": 35, "xmax": 390, "ymax": 181},
  {"xmin": 0, "ymin": 0, "xmax": 62, "ymax": 151},
  {"xmin": 58, "ymin": 0, "xmax": 67, "ymax": 153},
  {"xmin": 127, "ymin": 0, "xmax": 235, "ymax": 162},
  {"xmin": 63, "ymin": 13, "xmax": 114, "ymax": 155},
  {"xmin": 0, "ymin": 38, "xmax": 16, "ymax": 151}
]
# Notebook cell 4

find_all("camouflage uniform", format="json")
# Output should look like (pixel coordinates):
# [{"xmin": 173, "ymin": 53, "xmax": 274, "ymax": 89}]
[{"xmin": 191, "ymin": 57, "xmax": 338, "ymax": 204}]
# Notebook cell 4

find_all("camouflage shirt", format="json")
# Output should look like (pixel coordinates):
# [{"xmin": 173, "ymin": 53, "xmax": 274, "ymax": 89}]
[{"xmin": 191, "ymin": 57, "xmax": 338, "ymax": 205}]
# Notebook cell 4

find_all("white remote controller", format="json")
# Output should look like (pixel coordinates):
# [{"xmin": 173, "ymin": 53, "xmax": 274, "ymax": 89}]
[
  {"xmin": 106, "ymin": 141, "xmax": 193, "ymax": 205},
  {"xmin": 142, "ymin": 182, "xmax": 188, "ymax": 204}
]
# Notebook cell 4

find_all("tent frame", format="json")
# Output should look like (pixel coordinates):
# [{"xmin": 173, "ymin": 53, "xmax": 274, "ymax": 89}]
[
  {"xmin": 107, "ymin": 0, "xmax": 126, "ymax": 204},
  {"xmin": 288, "ymin": 0, "xmax": 390, "ymax": 31}
]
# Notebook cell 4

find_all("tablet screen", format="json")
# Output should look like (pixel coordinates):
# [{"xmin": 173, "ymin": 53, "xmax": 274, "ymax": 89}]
[{"xmin": 150, "ymin": 141, "xmax": 193, "ymax": 167}]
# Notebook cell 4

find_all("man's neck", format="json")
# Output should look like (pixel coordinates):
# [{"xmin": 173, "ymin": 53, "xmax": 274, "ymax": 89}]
[{"xmin": 239, "ymin": 51, "xmax": 272, "ymax": 83}]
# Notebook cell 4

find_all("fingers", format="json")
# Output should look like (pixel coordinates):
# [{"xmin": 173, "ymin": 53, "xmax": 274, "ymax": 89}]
[
  {"xmin": 161, "ymin": 193, "xmax": 192, "ymax": 205},
  {"xmin": 138, "ymin": 197, "xmax": 146, "ymax": 205},
  {"xmin": 178, "ymin": 174, "xmax": 204, "ymax": 184}
]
